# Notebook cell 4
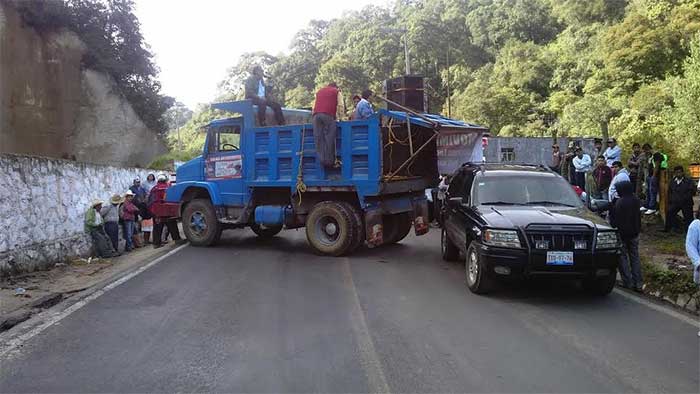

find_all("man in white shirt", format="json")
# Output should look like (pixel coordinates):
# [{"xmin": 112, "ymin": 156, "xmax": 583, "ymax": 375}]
[
  {"xmin": 603, "ymin": 138, "xmax": 622, "ymax": 167},
  {"xmin": 609, "ymin": 161, "xmax": 631, "ymax": 203},
  {"xmin": 572, "ymin": 147, "xmax": 592, "ymax": 190}
]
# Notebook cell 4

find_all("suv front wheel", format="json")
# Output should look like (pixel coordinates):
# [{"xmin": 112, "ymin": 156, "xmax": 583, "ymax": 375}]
[
  {"xmin": 465, "ymin": 242, "xmax": 493, "ymax": 294},
  {"xmin": 441, "ymin": 228, "xmax": 460, "ymax": 261}
]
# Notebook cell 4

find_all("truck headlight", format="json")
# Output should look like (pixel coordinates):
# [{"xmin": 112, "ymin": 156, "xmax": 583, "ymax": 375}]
[
  {"xmin": 596, "ymin": 231, "xmax": 620, "ymax": 249},
  {"xmin": 483, "ymin": 229, "xmax": 522, "ymax": 248}
]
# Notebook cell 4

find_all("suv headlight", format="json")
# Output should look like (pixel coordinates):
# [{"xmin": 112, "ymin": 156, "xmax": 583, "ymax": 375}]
[
  {"xmin": 596, "ymin": 231, "xmax": 620, "ymax": 249},
  {"xmin": 483, "ymin": 229, "xmax": 522, "ymax": 248}
]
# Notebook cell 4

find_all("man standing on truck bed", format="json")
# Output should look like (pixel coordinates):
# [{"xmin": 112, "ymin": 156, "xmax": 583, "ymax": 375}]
[
  {"xmin": 244, "ymin": 65, "xmax": 285, "ymax": 126},
  {"xmin": 312, "ymin": 82, "xmax": 344, "ymax": 168}
]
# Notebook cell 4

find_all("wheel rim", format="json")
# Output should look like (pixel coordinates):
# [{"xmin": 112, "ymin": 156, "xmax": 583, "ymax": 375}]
[
  {"xmin": 467, "ymin": 250, "xmax": 478, "ymax": 285},
  {"xmin": 189, "ymin": 211, "xmax": 208, "ymax": 236},
  {"xmin": 315, "ymin": 215, "xmax": 341, "ymax": 246}
]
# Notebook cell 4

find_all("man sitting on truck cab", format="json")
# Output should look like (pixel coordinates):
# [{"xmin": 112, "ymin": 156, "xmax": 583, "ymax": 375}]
[
  {"xmin": 244, "ymin": 65, "xmax": 285, "ymax": 127},
  {"xmin": 312, "ymin": 82, "xmax": 344, "ymax": 168}
]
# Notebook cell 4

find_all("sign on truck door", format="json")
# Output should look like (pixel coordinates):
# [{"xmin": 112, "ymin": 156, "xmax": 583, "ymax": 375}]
[{"xmin": 205, "ymin": 123, "xmax": 246, "ymax": 207}]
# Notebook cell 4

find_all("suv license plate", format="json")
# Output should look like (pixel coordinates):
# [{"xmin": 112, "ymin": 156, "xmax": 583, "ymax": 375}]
[{"xmin": 546, "ymin": 251, "xmax": 574, "ymax": 266}]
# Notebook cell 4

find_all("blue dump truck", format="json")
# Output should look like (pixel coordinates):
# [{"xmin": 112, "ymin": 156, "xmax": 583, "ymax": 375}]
[{"xmin": 165, "ymin": 99, "xmax": 486, "ymax": 256}]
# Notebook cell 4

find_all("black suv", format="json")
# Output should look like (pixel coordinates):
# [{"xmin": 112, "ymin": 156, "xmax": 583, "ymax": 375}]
[{"xmin": 441, "ymin": 163, "xmax": 621, "ymax": 295}]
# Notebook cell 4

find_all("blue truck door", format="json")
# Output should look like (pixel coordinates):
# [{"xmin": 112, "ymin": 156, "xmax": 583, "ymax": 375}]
[{"xmin": 204, "ymin": 122, "xmax": 246, "ymax": 207}]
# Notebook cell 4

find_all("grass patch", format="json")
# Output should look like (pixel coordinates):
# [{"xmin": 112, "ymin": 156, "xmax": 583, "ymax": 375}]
[{"xmin": 641, "ymin": 261, "xmax": 697, "ymax": 297}]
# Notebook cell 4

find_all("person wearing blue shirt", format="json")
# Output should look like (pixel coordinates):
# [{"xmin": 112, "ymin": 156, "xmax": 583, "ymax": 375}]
[
  {"xmin": 355, "ymin": 89, "xmax": 374, "ymax": 120},
  {"xmin": 603, "ymin": 138, "xmax": 622, "ymax": 167},
  {"xmin": 686, "ymin": 212, "xmax": 700, "ymax": 284}
]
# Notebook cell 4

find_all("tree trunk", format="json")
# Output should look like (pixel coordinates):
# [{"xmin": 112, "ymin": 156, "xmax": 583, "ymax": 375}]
[{"xmin": 600, "ymin": 120, "xmax": 609, "ymax": 143}]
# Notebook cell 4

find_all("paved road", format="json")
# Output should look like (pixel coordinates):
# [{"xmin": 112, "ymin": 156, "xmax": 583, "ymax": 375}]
[{"xmin": 1, "ymin": 229, "xmax": 698, "ymax": 393}]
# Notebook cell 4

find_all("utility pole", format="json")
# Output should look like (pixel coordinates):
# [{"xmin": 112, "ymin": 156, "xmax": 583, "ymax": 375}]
[
  {"xmin": 403, "ymin": 34, "xmax": 411, "ymax": 75},
  {"xmin": 446, "ymin": 44, "xmax": 451, "ymax": 118}
]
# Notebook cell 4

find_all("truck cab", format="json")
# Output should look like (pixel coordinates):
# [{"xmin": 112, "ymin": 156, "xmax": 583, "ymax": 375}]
[{"xmin": 166, "ymin": 99, "xmax": 486, "ymax": 256}]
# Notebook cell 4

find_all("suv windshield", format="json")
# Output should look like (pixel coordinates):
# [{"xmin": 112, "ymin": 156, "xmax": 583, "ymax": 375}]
[{"xmin": 472, "ymin": 173, "xmax": 583, "ymax": 208}]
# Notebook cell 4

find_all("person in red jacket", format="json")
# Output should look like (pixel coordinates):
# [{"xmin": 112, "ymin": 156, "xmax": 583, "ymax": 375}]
[
  {"xmin": 148, "ymin": 174, "xmax": 183, "ymax": 248},
  {"xmin": 312, "ymin": 82, "xmax": 344, "ymax": 168}
]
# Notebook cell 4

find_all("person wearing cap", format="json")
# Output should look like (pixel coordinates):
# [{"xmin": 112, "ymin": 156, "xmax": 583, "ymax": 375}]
[
  {"xmin": 550, "ymin": 144, "xmax": 564, "ymax": 174},
  {"xmin": 101, "ymin": 194, "xmax": 123, "ymax": 252},
  {"xmin": 244, "ymin": 65, "xmax": 285, "ymax": 126},
  {"xmin": 148, "ymin": 174, "xmax": 183, "ymax": 249},
  {"xmin": 120, "ymin": 190, "xmax": 140, "ymax": 252},
  {"xmin": 129, "ymin": 178, "xmax": 147, "ymax": 205},
  {"xmin": 603, "ymin": 138, "xmax": 622, "ymax": 167},
  {"xmin": 84, "ymin": 200, "xmax": 119, "ymax": 258}
]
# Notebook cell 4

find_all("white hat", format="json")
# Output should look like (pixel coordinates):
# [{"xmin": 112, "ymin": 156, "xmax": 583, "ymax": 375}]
[
  {"xmin": 125, "ymin": 190, "xmax": 135, "ymax": 196},
  {"xmin": 157, "ymin": 173, "xmax": 168, "ymax": 182},
  {"xmin": 91, "ymin": 199, "xmax": 104, "ymax": 207}
]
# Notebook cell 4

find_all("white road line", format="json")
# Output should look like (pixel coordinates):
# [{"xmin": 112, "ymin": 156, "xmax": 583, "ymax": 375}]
[
  {"xmin": 0, "ymin": 245, "xmax": 188, "ymax": 359},
  {"xmin": 341, "ymin": 258, "xmax": 391, "ymax": 394},
  {"xmin": 613, "ymin": 288, "xmax": 700, "ymax": 328}
]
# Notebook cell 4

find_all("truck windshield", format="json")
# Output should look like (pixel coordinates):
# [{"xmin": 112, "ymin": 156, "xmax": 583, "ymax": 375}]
[{"xmin": 472, "ymin": 174, "xmax": 583, "ymax": 208}]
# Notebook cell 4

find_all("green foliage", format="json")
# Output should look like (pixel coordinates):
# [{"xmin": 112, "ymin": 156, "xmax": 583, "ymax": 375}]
[
  {"xmin": 14, "ymin": 0, "xmax": 173, "ymax": 133},
  {"xmin": 203, "ymin": 0, "xmax": 700, "ymax": 167}
]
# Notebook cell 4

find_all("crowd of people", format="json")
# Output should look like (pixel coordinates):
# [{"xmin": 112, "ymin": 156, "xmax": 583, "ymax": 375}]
[
  {"xmin": 84, "ymin": 173, "xmax": 185, "ymax": 258},
  {"xmin": 551, "ymin": 138, "xmax": 700, "ymax": 290}
]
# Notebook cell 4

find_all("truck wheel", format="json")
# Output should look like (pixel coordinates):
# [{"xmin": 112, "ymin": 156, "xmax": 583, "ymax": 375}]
[
  {"xmin": 182, "ymin": 199, "xmax": 220, "ymax": 247},
  {"xmin": 441, "ymin": 228, "xmax": 460, "ymax": 261},
  {"xmin": 465, "ymin": 242, "xmax": 492, "ymax": 294},
  {"xmin": 337, "ymin": 202, "xmax": 364, "ymax": 252},
  {"xmin": 305, "ymin": 201, "xmax": 359, "ymax": 256},
  {"xmin": 383, "ymin": 213, "xmax": 412, "ymax": 244},
  {"xmin": 250, "ymin": 223, "xmax": 283, "ymax": 239},
  {"xmin": 582, "ymin": 272, "xmax": 616, "ymax": 296}
]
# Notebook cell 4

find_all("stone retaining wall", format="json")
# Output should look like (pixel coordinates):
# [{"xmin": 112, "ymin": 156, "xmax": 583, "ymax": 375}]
[{"xmin": 0, "ymin": 154, "xmax": 160, "ymax": 277}]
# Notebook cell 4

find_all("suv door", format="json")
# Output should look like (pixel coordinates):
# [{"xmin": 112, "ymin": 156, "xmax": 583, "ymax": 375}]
[
  {"xmin": 444, "ymin": 169, "xmax": 475, "ymax": 252},
  {"xmin": 204, "ymin": 122, "xmax": 246, "ymax": 207}
]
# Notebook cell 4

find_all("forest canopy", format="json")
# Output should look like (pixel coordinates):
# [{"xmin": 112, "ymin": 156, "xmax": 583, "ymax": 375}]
[{"xmin": 173, "ymin": 0, "xmax": 700, "ymax": 165}]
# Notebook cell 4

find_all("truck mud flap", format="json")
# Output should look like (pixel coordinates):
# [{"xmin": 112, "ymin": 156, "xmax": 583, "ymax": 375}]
[
  {"xmin": 364, "ymin": 208, "xmax": 383, "ymax": 248},
  {"xmin": 412, "ymin": 199, "xmax": 429, "ymax": 236}
]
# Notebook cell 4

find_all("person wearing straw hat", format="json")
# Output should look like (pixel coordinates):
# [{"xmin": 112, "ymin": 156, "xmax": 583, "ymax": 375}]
[
  {"xmin": 120, "ymin": 190, "xmax": 140, "ymax": 252},
  {"xmin": 84, "ymin": 200, "xmax": 119, "ymax": 258},
  {"xmin": 101, "ymin": 193, "xmax": 123, "ymax": 252}
]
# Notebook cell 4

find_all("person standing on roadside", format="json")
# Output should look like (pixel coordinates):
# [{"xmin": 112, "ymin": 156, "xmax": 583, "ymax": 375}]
[
  {"xmin": 550, "ymin": 144, "xmax": 564, "ymax": 174},
  {"xmin": 100, "ymin": 194, "xmax": 123, "ymax": 252},
  {"xmin": 84, "ymin": 200, "xmax": 119, "ymax": 258},
  {"xmin": 143, "ymin": 173, "xmax": 157, "ymax": 194},
  {"xmin": 609, "ymin": 161, "xmax": 631, "ymax": 204},
  {"xmin": 120, "ymin": 190, "xmax": 140, "ymax": 252},
  {"xmin": 603, "ymin": 138, "xmax": 622, "ymax": 167},
  {"xmin": 664, "ymin": 166, "xmax": 697, "ymax": 232},
  {"xmin": 572, "ymin": 147, "xmax": 592, "ymax": 190},
  {"xmin": 642, "ymin": 151, "xmax": 668, "ymax": 215},
  {"xmin": 628, "ymin": 143, "xmax": 643, "ymax": 192},
  {"xmin": 149, "ymin": 174, "xmax": 183, "ymax": 249},
  {"xmin": 312, "ymin": 82, "xmax": 344, "ymax": 168},
  {"xmin": 592, "ymin": 156, "xmax": 612, "ymax": 198},
  {"xmin": 562, "ymin": 142, "xmax": 576, "ymax": 183},
  {"xmin": 129, "ymin": 178, "xmax": 147, "ymax": 205},
  {"xmin": 611, "ymin": 181, "xmax": 643, "ymax": 292},
  {"xmin": 686, "ymin": 210, "xmax": 700, "ymax": 285}
]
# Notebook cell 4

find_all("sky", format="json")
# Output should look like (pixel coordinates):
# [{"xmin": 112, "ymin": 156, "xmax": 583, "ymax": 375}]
[{"xmin": 134, "ymin": 0, "xmax": 382, "ymax": 109}]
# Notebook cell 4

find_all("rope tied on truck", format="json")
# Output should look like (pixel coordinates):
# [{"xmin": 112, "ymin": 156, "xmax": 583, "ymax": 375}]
[{"xmin": 295, "ymin": 125, "xmax": 308, "ymax": 206}]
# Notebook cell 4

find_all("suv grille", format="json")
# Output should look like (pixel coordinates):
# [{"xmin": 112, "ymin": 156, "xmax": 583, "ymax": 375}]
[{"xmin": 525, "ymin": 225, "xmax": 593, "ymax": 251}]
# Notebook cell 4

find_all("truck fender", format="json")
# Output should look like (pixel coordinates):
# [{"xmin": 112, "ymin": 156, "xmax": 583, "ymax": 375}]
[{"xmin": 167, "ymin": 181, "xmax": 223, "ymax": 206}]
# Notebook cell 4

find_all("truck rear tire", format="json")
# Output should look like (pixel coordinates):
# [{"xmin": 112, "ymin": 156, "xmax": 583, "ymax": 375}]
[
  {"xmin": 182, "ymin": 199, "xmax": 221, "ymax": 247},
  {"xmin": 338, "ymin": 202, "xmax": 364, "ymax": 252},
  {"xmin": 250, "ymin": 223, "xmax": 283, "ymax": 239},
  {"xmin": 383, "ymin": 213, "xmax": 412, "ymax": 244},
  {"xmin": 305, "ymin": 201, "xmax": 360, "ymax": 256}
]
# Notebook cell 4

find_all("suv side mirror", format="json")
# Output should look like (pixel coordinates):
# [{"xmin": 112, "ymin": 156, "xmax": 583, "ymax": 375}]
[{"xmin": 447, "ymin": 196, "xmax": 463, "ymax": 207}]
